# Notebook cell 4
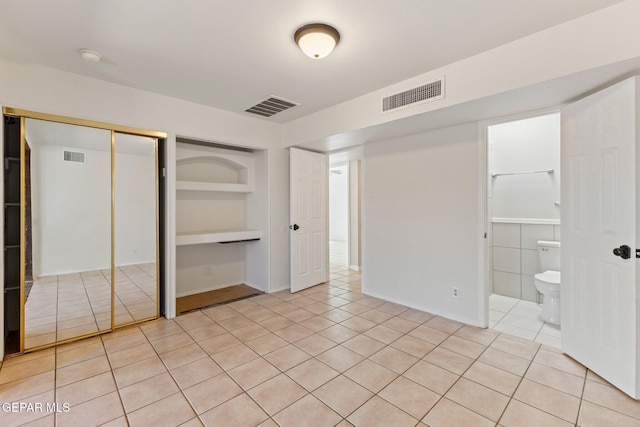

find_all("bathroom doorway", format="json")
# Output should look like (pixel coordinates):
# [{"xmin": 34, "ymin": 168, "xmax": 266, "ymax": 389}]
[{"xmin": 484, "ymin": 110, "xmax": 562, "ymax": 347}]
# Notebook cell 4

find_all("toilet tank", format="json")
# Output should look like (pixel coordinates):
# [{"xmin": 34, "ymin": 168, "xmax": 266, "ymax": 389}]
[{"xmin": 537, "ymin": 240, "xmax": 561, "ymax": 271}]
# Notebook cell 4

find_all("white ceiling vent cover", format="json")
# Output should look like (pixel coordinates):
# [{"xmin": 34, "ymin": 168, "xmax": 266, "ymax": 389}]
[
  {"xmin": 63, "ymin": 151, "xmax": 85, "ymax": 163},
  {"xmin": 245, "ymin": 96, "xmax": 300, "ymax": 118},
  {"xmin": 382, "ymin": 77, "xmax": 445, "ymax": 112}
]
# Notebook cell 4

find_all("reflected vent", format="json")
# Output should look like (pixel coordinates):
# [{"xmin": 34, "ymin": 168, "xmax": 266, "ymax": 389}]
[
  {"xmin": 245, "ymin": 96, "xmax": 299, "ymax": 118},
  {"xmin": 382, "ymin": 77, "xmax": 444, "ymax": 112},
  {"xmin": 63, "ymin": 151, "xmax": 85, "ymax": 163}
]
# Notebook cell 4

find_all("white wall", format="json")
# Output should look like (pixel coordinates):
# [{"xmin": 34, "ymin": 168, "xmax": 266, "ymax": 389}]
[
  {"xmin": 349, "ymin": 160, "xmax": 361, "ymax": 269},
  {"xmin": 489, "ymin": 113, "xmax": 561, "ymax": 221},
  {"xmin": 329, "ymin": 164, "xmax": 349, "ymax": 241},
  {"xmin": 363, "ymin": 123, "xmax": 484, "ymax": 326}
]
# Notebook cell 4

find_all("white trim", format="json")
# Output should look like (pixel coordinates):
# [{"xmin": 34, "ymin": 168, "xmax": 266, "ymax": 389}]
[
  {"xmin": 492, "ymin": 218, "xmax": 560, "ymax": 225},
  {"xmin": 268, "ymin": 284, "xmax": 291, "ymax": 294},
  {"xmin": 349, "ymin": 265, "xmax": 361, "ymax": 271}
]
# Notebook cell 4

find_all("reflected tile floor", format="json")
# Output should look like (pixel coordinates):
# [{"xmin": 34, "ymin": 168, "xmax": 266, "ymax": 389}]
[
  {"xmin": 489, "ymin": 294, "xmax": 561, "ymax": 348},
  {"xmin": 2, "ymin": 268, "xmax": 640, "ymax": 426}
]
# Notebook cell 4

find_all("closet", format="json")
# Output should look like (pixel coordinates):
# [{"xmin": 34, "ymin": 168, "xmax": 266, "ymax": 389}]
[{"xmin": 175, "ymin": 138, "xmax": 268, "ymax": 311}]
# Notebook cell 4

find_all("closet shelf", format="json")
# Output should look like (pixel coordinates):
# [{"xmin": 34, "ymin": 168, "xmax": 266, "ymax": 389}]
[
  {"xmin": 176, "ymin": 180, "xmax": 254, "ymax": 193},
  {"xmin": 176, "ymin": 228, "xmax": 262, "ymax": 246}
]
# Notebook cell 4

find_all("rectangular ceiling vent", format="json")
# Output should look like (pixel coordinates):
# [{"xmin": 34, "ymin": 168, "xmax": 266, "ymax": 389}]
[
  {"xmin": 63, "ymin": 150, "xmax": 85, "ymax": 163},
  {"xmin": 382, "ymin": 77, "xmax": 445, "ymax": 112},
  {"xmin": 245, "ymin": 96, "xmax": 300, "ymax": 118}
]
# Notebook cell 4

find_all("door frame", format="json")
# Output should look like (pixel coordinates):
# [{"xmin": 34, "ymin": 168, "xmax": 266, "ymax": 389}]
[{"xmin": 480, "ymin": 106, "xmax": 563, "ymax": 328}]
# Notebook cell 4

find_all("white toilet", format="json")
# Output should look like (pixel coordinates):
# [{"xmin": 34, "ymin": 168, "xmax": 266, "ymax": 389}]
[{"xmin": 534, "ymin": 240, "xmax": 561, "ymax": 325}]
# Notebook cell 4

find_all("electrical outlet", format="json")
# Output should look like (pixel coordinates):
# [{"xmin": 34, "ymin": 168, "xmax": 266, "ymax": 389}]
[
  {"xmin": 203, "ymin": 265, "xmax": 212, "ymax": 276},
  {"xmin": 452, "ymin": 287, "xmax": 460, "ymax": 299}
]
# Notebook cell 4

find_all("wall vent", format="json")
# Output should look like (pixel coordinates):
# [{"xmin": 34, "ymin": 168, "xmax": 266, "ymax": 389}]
[
  {"xmin": 382, "ymin": 77, "xmax": 445, "ymax": 112},
  {"xmin": 63, "ymin": 151, "xmax": 85, "ymax": 163},
  {"xmin": 245, "ymin": 96, "xmax": 299, "ymax": 118}
]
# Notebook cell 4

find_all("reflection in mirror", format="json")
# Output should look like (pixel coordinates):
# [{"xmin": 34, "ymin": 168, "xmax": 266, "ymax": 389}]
[
  {"xmin": 24, "ymin": 119, "xmax": 112, "ymax": 349},
  {"xmin": 113, "ymin": 133, "xmax": 158, "ymax": 326}
]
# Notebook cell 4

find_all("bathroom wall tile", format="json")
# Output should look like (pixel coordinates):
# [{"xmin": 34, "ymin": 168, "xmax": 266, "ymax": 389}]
[
  {"xmin": 520, "ymin": 276, "xmax": 538, "ymax": 303},
  {"xmin": 521, "ymin": 224, "xmax": 554, "ymax": 250},
  {"xmin": 554, "ymin": 225, "xmax": 561, "ymax": 241},
  {"xmin": 492, "ymin": 223, "xmax": 520, "ymax": 248},
  {"xmin": 521, "ymin": 250, "xmax": 541, "ymax": 276},
  {"xmin": 493, "ymin": 247, "xmax": 521, "ymax": 274},
  {"xmin": 493, "ymin": 272, "xmax": 521, "ymax": 299}
]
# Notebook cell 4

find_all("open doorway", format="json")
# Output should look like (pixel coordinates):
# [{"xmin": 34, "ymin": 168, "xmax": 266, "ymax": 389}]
[
  {"xmin": 485, "ymin": 111, "xmax": 561, "ymax": 348},
  {"xmin": 328, "ymin": 159, "xmax": 361, "ymax": 273}
]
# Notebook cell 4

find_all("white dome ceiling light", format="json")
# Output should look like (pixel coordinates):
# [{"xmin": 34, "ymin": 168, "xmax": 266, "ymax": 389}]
[
  {"xmin": 79, "ymin": 49, "xmax": 101, "ymax": 63},
  {"xmin": 294, "ymin": 23, "xmax": 340, "ymax": 59}
]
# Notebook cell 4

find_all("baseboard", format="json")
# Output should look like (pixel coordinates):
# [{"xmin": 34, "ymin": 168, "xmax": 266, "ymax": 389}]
[
  {"xmin": 349, "ymin": 265, "xmax": 361, "ymax": 271},
  {"xmin": 268, "ymin": 284, "xmax": 291, "ymax": 294},
  {"xmin": 176, "ymin": 281, "xmax": 244, "ymax": 298}
]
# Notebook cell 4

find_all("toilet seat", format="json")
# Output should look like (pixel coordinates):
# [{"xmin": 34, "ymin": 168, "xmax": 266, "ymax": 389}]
[{"xmin": 534, "ymin": 270, "xmax": 560, "ymax": 285}]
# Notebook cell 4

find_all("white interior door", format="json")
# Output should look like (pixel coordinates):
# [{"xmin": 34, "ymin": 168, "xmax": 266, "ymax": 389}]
[
  {"xmin": 290, "ymin": 147, "xmax": 328, "ymax": 292},
  {"xmin": 562, "ymin": 76, "xmax": 639, "ymax": 398}
]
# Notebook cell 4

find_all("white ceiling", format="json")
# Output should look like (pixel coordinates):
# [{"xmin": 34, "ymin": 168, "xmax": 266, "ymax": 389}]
[{"xmin": 0, "ymin": 0, "xmax": 625, "ymax": 124}]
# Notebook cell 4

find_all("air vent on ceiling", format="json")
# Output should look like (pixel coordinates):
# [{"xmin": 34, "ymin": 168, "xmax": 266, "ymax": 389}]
[
  {"xmin": 382, "ymin": 77, "xmax": 445, "ymax": 112},
  {"xmin": 63, "ymin": 151, "xmax": 85, "ymax": 163},
  {"xmin": 245, "ymin": 96, "xmax": 299, "ymax": 118}
]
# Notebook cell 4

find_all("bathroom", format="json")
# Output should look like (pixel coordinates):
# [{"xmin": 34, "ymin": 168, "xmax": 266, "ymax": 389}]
[{"xmin": 487, "ymin": 112, "xmax": 562, "ymax": 347}]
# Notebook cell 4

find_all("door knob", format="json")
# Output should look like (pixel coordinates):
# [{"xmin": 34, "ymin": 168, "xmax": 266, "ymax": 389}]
[
  {"xmin": 613, "ymin": 244, "xmax": 631, "ymax": 259},
  {"xmin": 289, "ymin": 224, "xmax": 300, "ymax": 231}
]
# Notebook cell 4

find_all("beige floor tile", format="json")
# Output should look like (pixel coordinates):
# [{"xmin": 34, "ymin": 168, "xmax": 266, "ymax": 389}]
[
  {"xmin": 228, "ymin": 358, "xmax": 280, "ymax": 390},
  {"xmin": 100, "ymin": 416, "xmax": 129, "ymax": 427},
  {"xmin": 463, "ymin": 360, "xmax": 521, "ymax": 396},
  {"xmin": 2, "ymin": 348, "xmax": 54, "ymax": 367},
  {"xmin": 244, "ymin": 307, "xmax": 278, "ymax": 322},
  {"xmin": 186, "ymin": 323, "xmax": 227, "ymax": 342},
  {"xmin": 169, "ymin": 356, "xmax": 224, "ymax": 389},
  {"xmin": 274, "ymin": 324, "xmax": 314, "ymax": 343},
  {"xmin": 200, "ymin": 393, "xmax": 269, "ymax": 427},
  {"xmin": 582, "ymin": 379, "xmax": 640, "ymax": 420},
  {"xmin": 178, "ymin": 417, "xmax": 205, "ymax": 427},
  {"xmin": 119, "ymin": 372, "xmax": 179, "ymax": 413},
  {"xmin": 514, "ymin": 378, "xmax": 581, "ymax": 423},
  {"xmin": 315, "ymin": 345, "xmax": 364, "ymax": 373},
  {"xmin": 423, "ymin": 346, "xmax": 474, "ymax": 375},
  {"xmin": 273, "ymin": 394, "xmax": 342, "ymax": 427},
  {"xmin": 340, "ymin": 316, "xmax": 377, "ymax": 333},
  {"xmin": 107, "ymin": 342, "xmax": 157, "ymax": 370},
  {"xmin": 159, "ymin": 342, "xmax": 208, "ymax": 370},
  {"xmin": 440, "ymin": 335, "xmax": 487, "ymax": 359},
  {"xmin": 261, "ymin": 315, "xmax": 295, "ymax": 332},
  {"xmin": 294, "ymin": 333, "xmax": 337, "ymax": 356},
  {"xmin": 21, "ymin": 414, "xmax": 55, "ymax": 426},
  {"xmin": 112, "ymin": 356, "xmax": 167, "ymax": 389},
  {"xmin": 344, "ymin": 359, "xmax": 397, "ymax": 393},
  {"xmin": 390, "ymin": 335, "xmax": 435, "ymax": 358},
  {"xmin": 342, "ymin": 335, "xmax": 386, "ymax": 358},
  {"xmin": 347, "ymin": 395, "xmax": 417, "ymax": 427},
  {"xmin": 198, "ymin": 332, "xmax": 241, "ymax": 355},
  {"xmin": 313, "ymin": 374, "xmax": 373, "ymax": 417},
  {"xmin": 477, "ymin": 346, "xmax": 531, "ymax": 377},
  {"xmin": 56, "ymin": 371, "xmax": 117, "ymax": 407},
  {"xmin": 490, "ymin": 334, "xmax": 540, "ymax": 360},
  {"xmin": 533, "ymin": 348, "xmax": 587, "ymax": 378},
  {"xmin": 248, "ymin": 373, "xmax": 308, "ymax": 415},
  {"xmin": 286, "ymin": 358, "xmax": 339, "ymax": 391},
  {"xmin": 56, "ymin": 341, "xmax": 105, "ymax": 370},
  {"xmin": 1, "ymin": 390, "xmax": 54, "ymax": 426},
  {"xmin": 56, "ymin": 391, "xmax": 125, "ymax": 426},
  {"xmin": 244, "ymin": 332, "xmax": 289, "ymax": 355},
  {"xmin": 423, "ymin": 397, "xmax": 494, "ymax": 427},
  {"xmin": 263, "ymin": 344, "xmax": 312, "ymax": 371},
  {"xmin": 183, "ymin": 372, "xmax": 243, "ymax": 414},
  {"xmin": 524, "ymin": 362, "xmax": 584, "ymax": 397},
  {"xmin": 149, "ymin": 331, "xmax": 195, "ymax": 354},
  {"xmin": 368, "ymin": 346, "xmax": 418, "ymax": 374},
  {"xmin": 0, "ymin": 371, "xmax": 55, "ymax": 404},
  {"xmin": 127, "ymin": 392, "xmax": 196, "ymax": 427},
  {"xmin": 578, "ymin": 400, "xmax": 640, "ymax": 427},
  {"xmin": 231, "ymin": 323, "xmax": 270, "ymax": 342},
  {"xmin": 381, "ymin": 316, "xmax": 419, "ymax": 334},
  {"xmin": 217, "ymin": 314, "xmax": 256, "ymax": 331},
  {"xmin": 283, "ymin": 308, "xmax": 316, "ymax": 323},
  {"xmin": 318, "ymin": 324, "xmax": 360, "ymax": 344},
  {"xmin": 454, "ymin": 325, "xmax": 500, "ymax": 346},
  {"xmin": 174, "ymin": 311, "xmax": 215, "ymax": 330},
  {"xmin": 445, "ymin": 377, "xmax": 509, "ymax": 421},
  {"xmin": 211, "ymin": 343, "xmax": 259, "ymax": 370},
  {"xmin": 140, "ymin": 320, "xmax": 184, "ymax": 341},
  {"xmin": 321, "ymin": 308, "xmax": 355, "ymax": 323},
  {"xmin": 500, "ymin": 399, "xmax": 574, "ymax": 427},
  {"xmin": 102, "ymin": 328, "xmax": 148, "ymax": 353},
  {"xmin": 408, "ymin": 325, "xmax": 450, "ymax": 345},
  {"xmin": 378, "ymin": 376, "xmax": 439, "ymax": 419},
  {"xmin": 398, "ymin": 309, "xmax": 435, "ymax": 324},
  {"xmin": 363, "ymin": 325, "xmax": 403, "ymax": 344},
  {"xmin": 298, "ymin": 315, "xmax": 336, "ymax": 332},
  {"xmin": 305, "ymin": 302, "xmax": 334, "ymax": 315},
  {"xmin": 404, "ymin": 360, "xmax": 459, "ymax": 395}
]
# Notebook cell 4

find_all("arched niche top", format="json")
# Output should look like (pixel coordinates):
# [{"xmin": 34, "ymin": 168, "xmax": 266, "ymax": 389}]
[{"xmin": 177, "ymin": 155, "xmax": 249, "ymax": 185}]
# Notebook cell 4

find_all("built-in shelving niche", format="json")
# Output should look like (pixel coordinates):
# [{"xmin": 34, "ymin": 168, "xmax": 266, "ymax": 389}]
[{"xmin": 175, "ymin": 137, "xmax": 268, "ymax": 299}]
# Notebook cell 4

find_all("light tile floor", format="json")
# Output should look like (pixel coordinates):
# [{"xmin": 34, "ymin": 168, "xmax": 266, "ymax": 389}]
[
  {"xmin": 489, "ymin": 294, "xmax": 561, "ymax": 349},
  {"xmin": 2, "ymin": 266, "xmax": 640, "ymax": 426}
]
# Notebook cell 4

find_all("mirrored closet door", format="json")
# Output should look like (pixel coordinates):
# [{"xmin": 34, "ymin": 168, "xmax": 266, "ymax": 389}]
[{"xmin": 3, "ymin": 107, "xmax": 165, "ymax": 352}]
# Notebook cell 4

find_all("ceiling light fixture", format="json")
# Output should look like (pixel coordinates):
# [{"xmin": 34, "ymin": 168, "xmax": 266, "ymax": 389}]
[
  {"xmin": 294, "ymin": 23, "xmax": 340, "ymax": 59},
  {"xmin": 79, "ymin": 49, "xmax": 101, "ymax": 63}
]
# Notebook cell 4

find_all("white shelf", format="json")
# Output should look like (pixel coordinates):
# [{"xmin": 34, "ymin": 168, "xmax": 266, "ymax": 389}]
[
  {"xmin": 176, "ymin": 228, "xmax": 262, "ymax": 246},
  {"xmin": 176, "ymin": 180, "xmax": 254, "ymax": 193}
]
